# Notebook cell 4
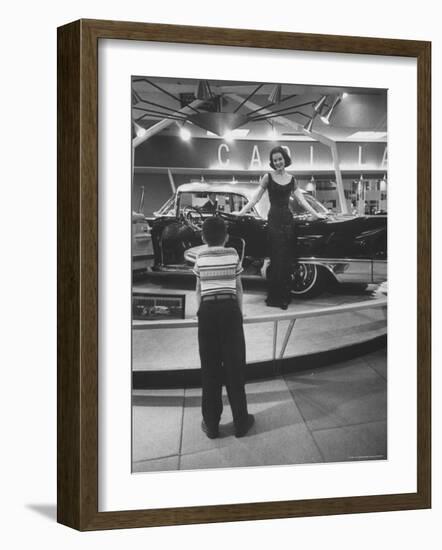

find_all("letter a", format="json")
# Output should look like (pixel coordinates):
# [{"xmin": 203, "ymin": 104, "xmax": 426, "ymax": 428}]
[{"xmin": 250, "ymin": 145, "xmax": 262, "ymax": 169}]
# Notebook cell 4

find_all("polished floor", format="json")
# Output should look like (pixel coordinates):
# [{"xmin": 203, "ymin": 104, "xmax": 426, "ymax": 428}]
[{"xmin": 132, "ymin": 347, "xmax": 387, "ymax": 473}]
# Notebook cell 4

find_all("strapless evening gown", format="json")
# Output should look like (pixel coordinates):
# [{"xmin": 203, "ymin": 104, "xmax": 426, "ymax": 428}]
[{"xmin": 266, "ymin": 174, "xmax": 296, "ymax": 305}]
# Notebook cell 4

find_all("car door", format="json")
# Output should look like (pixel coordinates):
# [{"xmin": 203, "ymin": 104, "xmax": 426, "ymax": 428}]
[
  {"xmin": 371, "ymin": 222, "xmax": 387, "ymax": 282},
  {"xmin": 227, "ymin": 193, "xmax": 268, "ymax": 258},
  {"xmin": 290, "ymin": 193, "xmax": 330, "ymax": 257}
]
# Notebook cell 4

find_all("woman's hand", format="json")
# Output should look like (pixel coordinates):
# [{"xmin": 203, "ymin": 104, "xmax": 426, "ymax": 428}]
[{"xmin": 312, "ymin": 212, "xmax": 327, "ymax": 220}]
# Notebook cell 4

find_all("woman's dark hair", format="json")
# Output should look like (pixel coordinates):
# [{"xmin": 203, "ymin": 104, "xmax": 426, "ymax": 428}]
[{"xmin": 269, "ymin": 146, "xmax": 292, "ymax": 169}]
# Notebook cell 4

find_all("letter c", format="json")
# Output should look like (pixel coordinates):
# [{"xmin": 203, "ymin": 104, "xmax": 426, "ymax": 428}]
[{"xmin": 218, "ymin": 144, "xmax": 230, "ymax": 166}]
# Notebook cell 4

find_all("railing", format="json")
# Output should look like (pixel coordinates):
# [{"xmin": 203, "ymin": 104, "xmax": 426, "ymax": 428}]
[{"xmin": 133, "ymin": 297, "xmax": 387, "ymax": 361}]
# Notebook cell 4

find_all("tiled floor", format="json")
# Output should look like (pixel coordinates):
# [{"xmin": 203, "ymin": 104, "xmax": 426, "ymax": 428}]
[{"xmin": 132, "ymin": 348, "xmax": 387, "ymax": 473}]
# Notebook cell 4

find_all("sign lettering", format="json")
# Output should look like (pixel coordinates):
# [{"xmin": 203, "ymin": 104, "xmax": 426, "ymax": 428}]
[
  {"xmin": 217, "ymin": 143, "xmax": 230, "ymax": 166},
  {"xmin": 250, "ymin": 145, "xmax": 262, "ymax": 169}
]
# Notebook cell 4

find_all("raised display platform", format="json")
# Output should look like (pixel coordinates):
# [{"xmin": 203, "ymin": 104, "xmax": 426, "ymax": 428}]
[{"xmin": 132, "ymin": 276, "xmax": 387, "ymax": 388}]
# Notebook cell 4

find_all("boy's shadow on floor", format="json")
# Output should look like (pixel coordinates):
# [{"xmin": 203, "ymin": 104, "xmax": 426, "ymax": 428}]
[{"xmin": 217, "ymin": 421, "xmax": 256, "ymax": 439}]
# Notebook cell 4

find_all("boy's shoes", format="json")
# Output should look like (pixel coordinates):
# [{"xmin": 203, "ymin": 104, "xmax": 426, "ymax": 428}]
[
  {"xmin": 235, "ymin": 414, "xmax": 255, "ymax": 438},
  {"xmin": 201, "ymin": 420, "xmax": 219, "ymax": 439}
]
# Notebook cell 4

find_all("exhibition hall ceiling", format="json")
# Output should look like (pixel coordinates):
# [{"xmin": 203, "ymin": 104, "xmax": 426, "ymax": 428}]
[{"xmin": 132, "ymin": 77, "xmax": 387, "ymax": 142}]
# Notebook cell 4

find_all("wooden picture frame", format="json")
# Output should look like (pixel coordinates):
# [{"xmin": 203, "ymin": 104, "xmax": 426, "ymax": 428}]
[{"xmin": 57, "ymin": 19, "xmax": 431, "ymax": 530}]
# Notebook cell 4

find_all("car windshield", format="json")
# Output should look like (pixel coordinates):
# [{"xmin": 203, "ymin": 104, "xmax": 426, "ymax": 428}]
[
  {"xmin": 178, "ymin": 192, "xmax": 251, "ymax": 215},
  {"xmin": 155, "ymin": 188, "xmax": 329, "ymax": 219},
  {"xmin": 154, "ymin": 195, "xmax": 176, "ymax": 217},
  {"xmin": 290, "ymin": 192, "xmax": 329, "ymax": 215}
]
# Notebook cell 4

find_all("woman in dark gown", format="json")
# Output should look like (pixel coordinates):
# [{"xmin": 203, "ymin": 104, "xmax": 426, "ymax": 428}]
[{"xmin": 236, "ymin": 146, "xmax": 324, "ymax": 309}]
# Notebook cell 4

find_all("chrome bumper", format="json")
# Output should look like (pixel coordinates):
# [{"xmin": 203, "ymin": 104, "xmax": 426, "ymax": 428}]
[{"xmin": 298, "ymin": 257, "xmax": 387, "ymax": 284}]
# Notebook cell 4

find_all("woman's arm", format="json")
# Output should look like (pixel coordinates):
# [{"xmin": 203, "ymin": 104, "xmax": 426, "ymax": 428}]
[
  {"xmin": 236, "ymin": 174, "xmax": 268, "ymax": 215},
  {"xmin": 293, "ymin": 187, "xmax": 326, "ymax": 219}
]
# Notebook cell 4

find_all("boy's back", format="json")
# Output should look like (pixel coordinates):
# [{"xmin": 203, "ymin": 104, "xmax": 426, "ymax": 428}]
[{"xmin": 195, "ymin": 245, "xmax": 242, "ymax": 298}]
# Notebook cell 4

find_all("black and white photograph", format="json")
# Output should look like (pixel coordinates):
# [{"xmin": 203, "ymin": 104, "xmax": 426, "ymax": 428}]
[{"xmin": 131, "ymin": 76, "xmax": 388, "ymax": 473}]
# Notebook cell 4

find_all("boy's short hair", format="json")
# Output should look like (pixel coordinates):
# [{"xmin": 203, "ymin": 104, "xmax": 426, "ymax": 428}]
[{"xmin": 202, "ymin": 216, "xmax": 227, "ymax": 246}]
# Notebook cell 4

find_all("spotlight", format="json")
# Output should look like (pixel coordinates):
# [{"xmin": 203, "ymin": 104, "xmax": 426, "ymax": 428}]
[
  {"xmin": 313, "ymin": 95, "xmax": 327, "ymax": 113},
  {"xmin": 304, "ymin": 117, "xmax": 315, "ymax": 133},
  {"xmin": 268, "ymin": 84, "xmax": 282, "ymax": 104},
  {"xmin": 223, "ymin": 130, "xmax": 236, "ymax": 142},
  {"xmin": 133, "ymin": 121, "xmax": 146, "ymax": 138},
  {"xmin": 267, "ymin": 122, "xmax": 278, "ymax": 140},
  {"xmin": 269, "ymin": 127, "xmax": 278, "ymax": 140},
  {"xmin": 196, "ymin": 80, "xmax": 212, "ymax": 100},
  {"xmin": 320, "ymin": 96, "xmax": 341, "ymax": 125},
  {"xmin": 179, "ymin": 126, "xmax": 191, "ymax": 141}
]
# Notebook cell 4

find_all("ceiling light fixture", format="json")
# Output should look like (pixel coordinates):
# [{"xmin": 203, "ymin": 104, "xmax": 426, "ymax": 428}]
[
  {"xmin": 207, "ymin": 129, "xmax": 249, "ymax": 139},
  {"xmin": 267, "ymin": 121, "xmax": 278, "ymax": 140},
  {"xmin": 313, "ymin": 95, "xmax": 327, "ymax": 113},
  {"xmin": 345, "ymin": 131, "xmax": 387, "ymax": 141},
  {"xmin": 132, "ymin": 78, "xmax": 349, "ymax": 139},
  {"xmin": 268, "ymin": 84, "xmax": 282, "ymax": 104},
  {"xmin": 195, "ymin": 80, "xmax": 212, "ymax": 100},
  {"xmin": 320, "ymin": 96, "xmax": 342, "ymax": 125},
  {"xmin": 133, "ymin": 121, "xmax": 146, "ymax": 138},
  {"xmin": 177, "ymin": 121, "xmax": 192, "ymax": 141},
  {"xmin": 223, "ymin": 130, "xmax": 235, "ymax": 142},
  {"xmin": 304, "ymin": 116, "xmax": 315, "ymax": 133}
]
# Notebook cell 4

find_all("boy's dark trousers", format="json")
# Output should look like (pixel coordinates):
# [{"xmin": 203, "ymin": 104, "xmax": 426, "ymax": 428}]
[{"xmin": 197, "ymin": 297, "xmax": 248, "ymax": 431}]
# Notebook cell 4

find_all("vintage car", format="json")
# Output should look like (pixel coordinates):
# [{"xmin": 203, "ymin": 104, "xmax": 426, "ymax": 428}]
[
  {"xmin": 132, "ymin": 211, "xmax": 153, "ymax": 272},
  {"xmin": 148, "ymin": 181, "xmax": 387, "ymax": 297}
]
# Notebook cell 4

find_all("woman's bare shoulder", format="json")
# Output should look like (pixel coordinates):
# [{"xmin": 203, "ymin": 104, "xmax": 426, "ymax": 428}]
[{"xmin": 260, "ymin": 173, "xmax": 270, "ymax": 188}]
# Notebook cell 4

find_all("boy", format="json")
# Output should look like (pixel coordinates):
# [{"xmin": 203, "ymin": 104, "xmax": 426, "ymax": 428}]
[{"xmin": 193, "ymin": 217, "xmax": 254, "ymax": 439}]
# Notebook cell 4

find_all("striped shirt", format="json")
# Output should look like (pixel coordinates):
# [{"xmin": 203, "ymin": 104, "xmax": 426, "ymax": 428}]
[{"xmin": 193, "ymin": 246, "xmax": 243, "ymax": 297}]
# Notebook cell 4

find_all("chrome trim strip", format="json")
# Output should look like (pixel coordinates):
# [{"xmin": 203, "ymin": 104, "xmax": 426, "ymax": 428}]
[
  {"xmin": 296, "ymin": 257, "xmax": 376, "ymax": 284},
  {"xmin": 298, "ymin": 257, "xmax": 373, "ymax": 263}
]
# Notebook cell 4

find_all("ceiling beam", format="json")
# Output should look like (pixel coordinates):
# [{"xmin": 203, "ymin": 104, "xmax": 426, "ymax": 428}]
[
  {"xmin": 227, "ymin": 93, "xmax": 348, "ymax": 214},
  {"xmin": 132, "ymin": 98, "xmax": 205, "ymax": 148}
]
